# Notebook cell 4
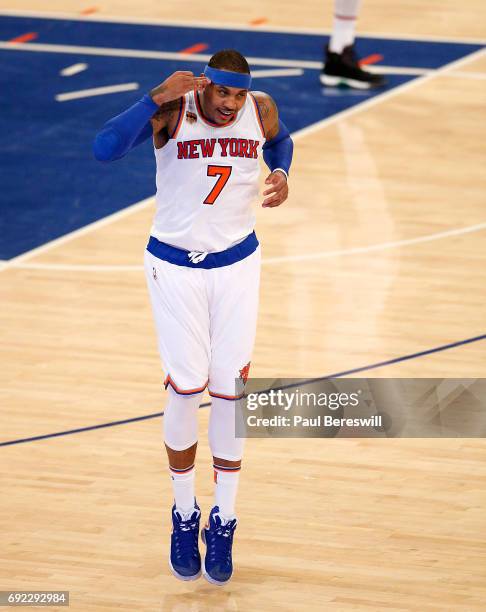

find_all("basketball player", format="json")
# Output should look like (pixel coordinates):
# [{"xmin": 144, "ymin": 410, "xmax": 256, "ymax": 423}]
[
  {"xmin": 321, "ymin": 0, "xmax": 385, "ymax": 89},
  {"xmin": 93, "ymin": 50, "xmax": 293, "ymax": 585}
]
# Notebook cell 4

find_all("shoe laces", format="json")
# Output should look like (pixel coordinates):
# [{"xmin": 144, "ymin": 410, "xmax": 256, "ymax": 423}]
[
  {"xmin": 173, "ymin": 512, "xmax": 199, "ymax": 557},
  {"xmin": 207, "ymin": 517, "xmax": 237, "ymax": 563}
]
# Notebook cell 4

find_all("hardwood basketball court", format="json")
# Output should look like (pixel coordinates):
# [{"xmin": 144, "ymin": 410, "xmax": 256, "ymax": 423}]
[{"xmin": 1, "ymin": 1, "xmax": 485, "ymax": 610}]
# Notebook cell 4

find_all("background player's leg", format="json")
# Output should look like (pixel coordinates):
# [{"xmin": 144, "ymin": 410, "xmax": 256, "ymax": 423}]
[
  {"xmin": 329, "ymin": 0, "xmax": 361, "ymax": 53},
  {"xmin": 321, "ymin": 0, "xmax": 385, "ymax": 88}
]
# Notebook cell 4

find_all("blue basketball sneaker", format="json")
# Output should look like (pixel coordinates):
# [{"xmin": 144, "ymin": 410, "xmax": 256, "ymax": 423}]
[
  {"xmin": 201, "ymin": 506, "xmax": 238, "ymax": 585},
  {"xmin": 169, "ymin": 502, "xmax": 201, "ymax": 581}
]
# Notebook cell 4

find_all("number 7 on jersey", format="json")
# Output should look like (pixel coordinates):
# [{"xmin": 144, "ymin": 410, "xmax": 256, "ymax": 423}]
[{"xmin": 204, "ymin": 165, "xmax": 232, "ymax": 205}]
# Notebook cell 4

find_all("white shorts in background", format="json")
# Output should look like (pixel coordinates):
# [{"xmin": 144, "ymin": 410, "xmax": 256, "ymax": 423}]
[{"xmin": 144, "ymin": 244, "xmax": 260, "ymax": 399}]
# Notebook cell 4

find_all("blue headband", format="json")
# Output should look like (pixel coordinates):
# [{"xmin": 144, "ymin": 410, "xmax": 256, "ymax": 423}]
[{"xmin": 204, "ymin": 65, "xmax": 252, "ymax": 89}]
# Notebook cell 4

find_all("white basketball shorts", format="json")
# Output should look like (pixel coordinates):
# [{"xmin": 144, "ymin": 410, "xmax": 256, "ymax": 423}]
[{"xmin": 144, "ymin": 233, "xmax": 261, "ymax": 400}]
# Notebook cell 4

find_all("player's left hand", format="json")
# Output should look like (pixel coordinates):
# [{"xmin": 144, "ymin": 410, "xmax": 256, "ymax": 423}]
[{"xmin": 262, "ymin": 171, "xmax": 288, "ymax": 208}]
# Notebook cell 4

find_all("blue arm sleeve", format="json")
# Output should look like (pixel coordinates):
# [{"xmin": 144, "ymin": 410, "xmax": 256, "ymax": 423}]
[
  {"xmin": 93, "ymin": 93, "xmax": 159, "ymax": 162},
  {"xmin": 262, "ymin": 119, "xmax": 293, "ymax": 176}
]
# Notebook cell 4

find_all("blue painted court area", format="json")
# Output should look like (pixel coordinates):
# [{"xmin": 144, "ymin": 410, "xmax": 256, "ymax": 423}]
[{"xmin": 0, "ymin": 14, "xmax": 483, "ymax": 259}]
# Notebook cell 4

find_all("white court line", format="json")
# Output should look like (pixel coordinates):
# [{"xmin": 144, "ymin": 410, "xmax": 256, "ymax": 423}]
[
  {"xmin": 60, "ymin": 62, "xmax": 88, "ymax": 76},
  {"xmin": 252, "ymin": 68, "xmax": 304, "ymax": 78},
  {"xmin": 0, "ymin": 9, "xmax": 485, "ymax": 44},
  {"xmin": 2, "ymin": 40, "xmax": 485, "ymax": 81},
  {"xmin": 56, "ymin": 82, "xmax": 139, "ymax": 102},
  {"xmin": 11, "ymin": 221, "xmax": 486, "ymax": 272},
  {"xmin": 14, "ymin": 263, "xmax": 143, "ymax": 272},
  {"xmin": 262, "ymin": 222, "xmax": 486, "ymax": 265},
  {"xmin": 370, "ymin": 66, "xmax": 428, "ymax": 76},
  {"xmin": 0, "ymin": 46, "xmax": 484, "ymax": 274},
  {"xmin": 0, "ymin": 40, "xmax": 322, "ymax": 68},
  {"xmin": 0, "ymin": 40, "xmax": 332, "ymax": 69}
]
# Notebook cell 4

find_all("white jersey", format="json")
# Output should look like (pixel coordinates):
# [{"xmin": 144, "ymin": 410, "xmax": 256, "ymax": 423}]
[{"xmin": 150, "ymin": 90, "xmax": 265, "ymax": 252}]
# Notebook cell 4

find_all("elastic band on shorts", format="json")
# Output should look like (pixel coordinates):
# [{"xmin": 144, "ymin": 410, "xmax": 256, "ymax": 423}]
[{"xmin": 147, "ymin": 231, "xmax": 258, "ymax": 269}]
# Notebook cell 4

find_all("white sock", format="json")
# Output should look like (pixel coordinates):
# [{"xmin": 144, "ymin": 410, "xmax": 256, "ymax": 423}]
[
  {"xmin": 329, "ymin": 0, "xmax": 362, "ymax": 53},
  {"xmin": 214, "ymin": 468, "xmax": 240, "ymax": 519},
  {"xmin": 170, "ymin": 466, "xmax": 196, "ymax": 513}
]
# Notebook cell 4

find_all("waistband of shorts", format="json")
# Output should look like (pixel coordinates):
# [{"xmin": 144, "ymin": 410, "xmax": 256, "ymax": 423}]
[{"xmin": 146, "ymin": 231, "xmax": 259, "ymax": 269}]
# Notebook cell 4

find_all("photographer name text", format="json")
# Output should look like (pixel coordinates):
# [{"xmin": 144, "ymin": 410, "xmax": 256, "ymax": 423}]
[{"xmin": 246, "ymin": 415, "xmax": 383, "ymax": 428}]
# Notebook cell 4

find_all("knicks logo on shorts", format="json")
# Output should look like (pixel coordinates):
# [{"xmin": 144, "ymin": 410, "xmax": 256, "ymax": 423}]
[
  {"xmin": 239, "ymin": 361, "xmax": 251, "ymax": 384},
  {"xmin": 187, "ymin": 251, "xmax": 208, "ymax": 264}
]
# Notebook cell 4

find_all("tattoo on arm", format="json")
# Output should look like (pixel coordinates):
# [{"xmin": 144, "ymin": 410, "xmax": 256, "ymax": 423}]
[
  {"xmin": 254, "ymin": 92, "xmax": 279, "ymax": 140},
  {"xmin": 151, "ymin": 98, "xmax": 182, "ymax": 133},
  {"xmin": 258, "ymin": 99, "xmax": 271, "ymax": 120},
  {"xmin": 153, "ymin": 98, "xmax": 180, "ymax": 119}
]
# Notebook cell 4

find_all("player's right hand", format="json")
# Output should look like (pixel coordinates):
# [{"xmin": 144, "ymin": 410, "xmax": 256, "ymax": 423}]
[{"xmin": 150, "ymin": 71, "xmax": 210, "ymax": 106}]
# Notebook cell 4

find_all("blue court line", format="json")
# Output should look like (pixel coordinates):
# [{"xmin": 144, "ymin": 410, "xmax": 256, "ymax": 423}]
[{"xmin": 1, "ymin": 332, "xmax": 484, "ymax": 448}]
